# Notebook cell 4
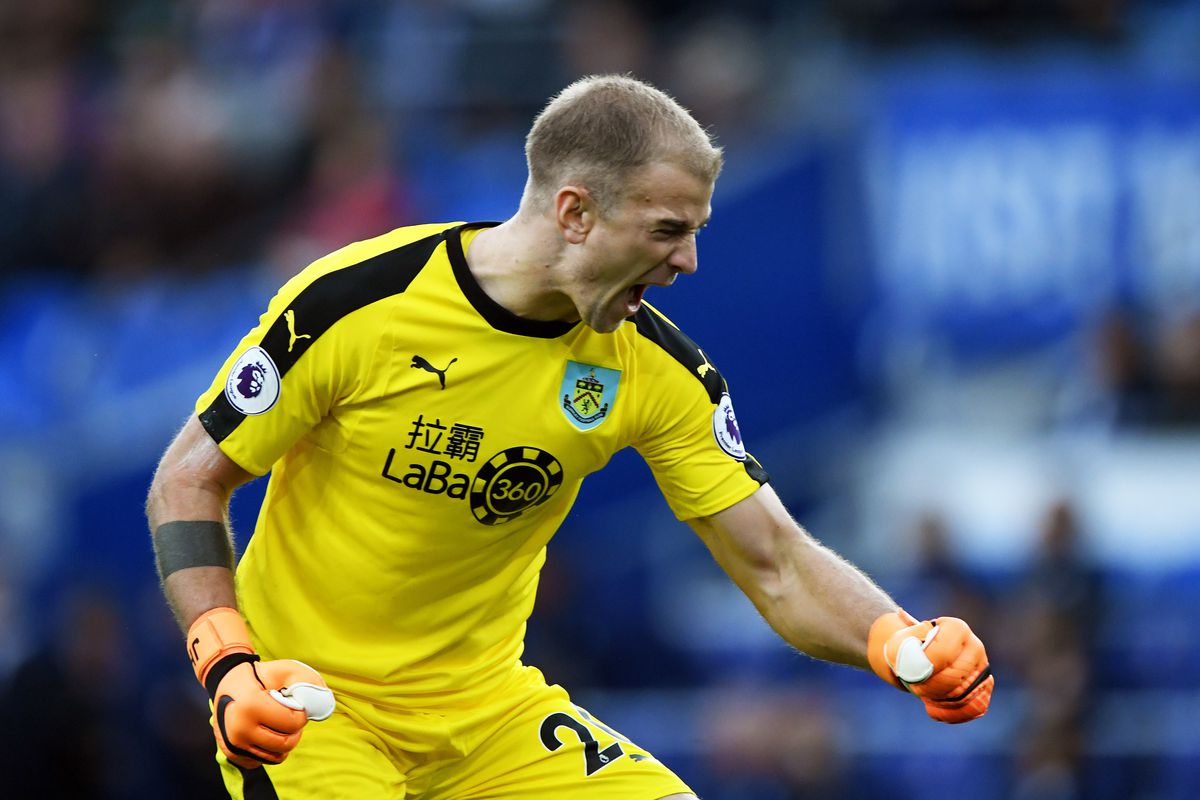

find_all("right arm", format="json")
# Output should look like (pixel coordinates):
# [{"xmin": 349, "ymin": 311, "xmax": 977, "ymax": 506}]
[
  {"xmin": 148, "ymin": 253, "xmax": 369, "ymax": 766},
  {"xmin": 147, "ymin": 415, "xmax": 333, "ymax": 768},
  {"xmin": 146, "ymin": 415, "xmax": 254, "ymax": 630}
]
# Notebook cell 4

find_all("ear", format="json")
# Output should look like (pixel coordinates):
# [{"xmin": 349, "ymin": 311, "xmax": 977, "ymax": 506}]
[{"xmin": 554, "ymin": 185, "xmax": 596, "ymax": 245}]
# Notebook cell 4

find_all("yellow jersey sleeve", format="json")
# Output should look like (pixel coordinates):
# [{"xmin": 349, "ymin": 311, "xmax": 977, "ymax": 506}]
[
  {"xmin": 628, "ymin": 304, "xmax": 768, "ymax": 520},
  {"xmin": 195, "ymin": 226, "xmax": 451, "ymax": 475}
]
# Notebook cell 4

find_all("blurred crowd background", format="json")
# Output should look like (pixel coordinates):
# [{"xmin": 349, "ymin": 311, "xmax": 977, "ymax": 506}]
[{"xmin": 2, "ymin": 0, "xmax": 1199, "ymax": 798}]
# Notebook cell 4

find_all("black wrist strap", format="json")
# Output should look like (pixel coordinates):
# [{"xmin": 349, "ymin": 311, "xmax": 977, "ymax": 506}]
[
  {"xmin": 942, "ymin": 665, "xmax": 993, "ymax": 704},
  {"xmin": 204, "ymin": 652, "xmax": 261, "ymax": 699}
]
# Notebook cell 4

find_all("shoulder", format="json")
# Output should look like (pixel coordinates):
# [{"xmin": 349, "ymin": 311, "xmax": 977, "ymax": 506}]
[
  {"xmin": 282, "ymin": 222, "xmax": 461, "ymax": 299},
  {"xmin": 626, "ymin": 302, "xmax": 726, "ymax": 402},
  {"xmin": 268, "ymin": 222, "xmax": 465, "ymax": 332},
  {"xmin": 228, "ymin": 223, "xmax": 463, "ymax": 377}
]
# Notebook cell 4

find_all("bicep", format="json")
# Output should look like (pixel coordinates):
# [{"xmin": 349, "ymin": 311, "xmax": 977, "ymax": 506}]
[{"xmin": 687, "ymin": 484, "xmax": 810, "ymax": 589}]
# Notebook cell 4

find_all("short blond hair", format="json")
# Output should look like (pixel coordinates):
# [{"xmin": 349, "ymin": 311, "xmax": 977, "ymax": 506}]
[{"xmin": 523, "ymin": 75, "xmax": 722, "ymax": 212}]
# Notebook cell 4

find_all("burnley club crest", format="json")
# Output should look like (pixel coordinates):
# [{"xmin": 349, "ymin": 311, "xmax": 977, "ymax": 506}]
[{"xmin": 560, "ymin": 361, "xmax": 622, "ymax": 431}]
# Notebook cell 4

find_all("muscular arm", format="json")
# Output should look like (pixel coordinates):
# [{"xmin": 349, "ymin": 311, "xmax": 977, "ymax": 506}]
[
  {"xmin": 688, "ymin": 484, "xmax": 895, "ymax": 669},
  {"xmin": 146, "ymin": 415, "xmax": 255, "ymax": 631}
]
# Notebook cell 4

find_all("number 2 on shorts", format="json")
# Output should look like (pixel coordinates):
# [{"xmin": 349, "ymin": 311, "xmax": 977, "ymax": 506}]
[{"xmin": 538, "ymin": 710, "xmax": 626, "ymax": 776}]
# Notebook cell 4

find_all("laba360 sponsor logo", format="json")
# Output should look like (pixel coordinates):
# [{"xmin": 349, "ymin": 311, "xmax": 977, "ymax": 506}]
[{"xmin": 381, "ymin": 445, "xmax": 563, "ymax": 526}]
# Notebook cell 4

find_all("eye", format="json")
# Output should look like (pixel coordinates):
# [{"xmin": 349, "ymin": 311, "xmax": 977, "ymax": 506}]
[{"xmin": 653, "ymin": 226, "xmax": 694, "ymax": 239}]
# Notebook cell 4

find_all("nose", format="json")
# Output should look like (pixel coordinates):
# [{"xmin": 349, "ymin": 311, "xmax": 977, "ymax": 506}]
[{"xmin": 668, "ymin": 234, "xmax": 698, "ymax": 275}]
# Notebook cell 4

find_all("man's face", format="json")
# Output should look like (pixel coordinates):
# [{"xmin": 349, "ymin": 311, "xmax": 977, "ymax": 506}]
[{"xmin": 565, "ymin": 162, "xmax": 713, "ymax": 333}]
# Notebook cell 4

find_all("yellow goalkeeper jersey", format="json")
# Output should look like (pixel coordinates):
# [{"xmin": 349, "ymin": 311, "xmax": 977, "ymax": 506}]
[{"xmin": 195, "ymin": 222, "xmax": 768, "ymax": 711}]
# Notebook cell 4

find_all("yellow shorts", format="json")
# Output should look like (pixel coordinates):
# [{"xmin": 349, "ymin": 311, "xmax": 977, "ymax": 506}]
[{"xmin": 216, "ymin": 665, "xmax": 692, "ymax": 800}]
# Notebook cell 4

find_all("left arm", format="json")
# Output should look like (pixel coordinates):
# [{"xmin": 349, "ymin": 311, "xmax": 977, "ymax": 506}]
[
  {"xmin": 687, "ymin": 483, "xmax": 893, "ymax": 669},
  {"xmin": 689, "ymin": 483, "xmax": 994, "ymax": 723}
]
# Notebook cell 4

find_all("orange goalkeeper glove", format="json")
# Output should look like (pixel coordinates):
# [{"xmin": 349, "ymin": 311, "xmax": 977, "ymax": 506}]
[
  {"xmin": 187, "ymin": 607, "xmax": 335, "ymax": 768},
  {"xmin": 867, "ymin": 609, "xmax": 993, "ymax": 724}
]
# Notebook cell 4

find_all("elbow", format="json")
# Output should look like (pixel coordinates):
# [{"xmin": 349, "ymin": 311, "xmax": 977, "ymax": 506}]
[
  {"xmin": 738, "ymin": 529, "xmax": 822, "ymax": 630},
  {"xmin": 728, "ymin": 532, "xmax": 804, "ymax": 612},
  {"xmin": 146, "ymin": 458, "xmax": 181, "ymax": 529},
  {"xmin": 146, "ymin": 417, "xmax": 249, "ymax": 529},
  {"xmin": 145, "ymin": 453, "xmax": 233, "ymax": 529}
]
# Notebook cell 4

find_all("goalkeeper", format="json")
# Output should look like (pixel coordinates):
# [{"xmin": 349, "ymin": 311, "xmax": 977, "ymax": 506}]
[{"xmin": 147, "ymin": 74, "xmax": 992, "ymax": 800}]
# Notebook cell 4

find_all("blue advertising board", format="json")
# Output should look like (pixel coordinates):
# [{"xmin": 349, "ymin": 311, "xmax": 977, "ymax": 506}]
[{"xmin": 863, "ymin": 60, "xmax": 1200, "ymax": 356}]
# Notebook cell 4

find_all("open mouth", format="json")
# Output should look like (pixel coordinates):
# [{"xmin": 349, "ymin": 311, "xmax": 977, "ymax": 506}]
[{"xmin": 625, "ymin": 284, "xmax": 647, "ymax": 314}]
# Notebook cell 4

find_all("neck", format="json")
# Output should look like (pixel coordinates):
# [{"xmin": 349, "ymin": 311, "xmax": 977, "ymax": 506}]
[{"xmin": 466, "ymin": 212, "xmax": 578, "ymax": 323}]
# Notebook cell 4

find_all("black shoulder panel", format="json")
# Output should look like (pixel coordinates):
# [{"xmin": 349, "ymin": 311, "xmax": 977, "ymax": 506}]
[
  {"xmin": 630, "ymin": 305, "xmax": 770, "ymax": 487},
  {"xmin": 629, "ymin": 305, "xmax": 727, "ymax": 404},
  {"xmin": 200, "ymin": 231, "xmax": 445, "ymax": 443}
]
